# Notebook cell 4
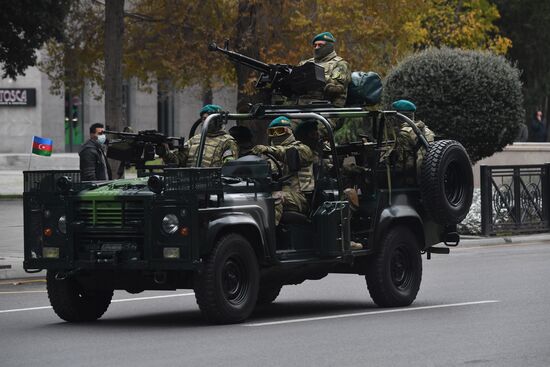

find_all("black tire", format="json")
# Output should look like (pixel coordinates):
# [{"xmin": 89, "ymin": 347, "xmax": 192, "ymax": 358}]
[
  {"xmin": 46, "ymin": 270, "xmax": 113, "ymax": 322},
  {"xmin": 366, "ymin": 226, "xmax": 422, "ymax": 307},
  {"xmin": 194, "ymin": 233, "xmax": 259, "ymax": 324},
  {"xmin": 420, "ymin": 140, "xmax": 473, "ymax": 225},
  {"xmin": 256, "ymin": 284, "xmax": 282, "ymax": 305}
]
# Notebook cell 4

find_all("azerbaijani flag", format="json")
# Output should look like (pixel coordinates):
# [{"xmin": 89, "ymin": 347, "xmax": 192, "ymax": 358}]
[{"xmin": 32, "ymin": 136, "xmax": 53, "ymax": 156}]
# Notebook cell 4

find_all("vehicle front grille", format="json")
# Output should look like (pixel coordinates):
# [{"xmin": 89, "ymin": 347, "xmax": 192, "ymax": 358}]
[{"xmin": 76, "ymin": 200, "xmax": 144, "ymax": 227}]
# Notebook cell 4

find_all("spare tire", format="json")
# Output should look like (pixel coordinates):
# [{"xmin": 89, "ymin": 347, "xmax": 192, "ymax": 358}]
[{"xmin": 420, "ymin": 140, "xmax": 473, "ymax": 225}]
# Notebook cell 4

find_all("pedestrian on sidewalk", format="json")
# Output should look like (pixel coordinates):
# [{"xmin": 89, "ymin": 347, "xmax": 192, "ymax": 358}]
[{"xmin": 79, "ymin": 123, "xmax": 112, "ymax": 181}]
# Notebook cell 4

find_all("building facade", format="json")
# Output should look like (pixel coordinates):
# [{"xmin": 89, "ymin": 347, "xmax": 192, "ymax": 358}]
[{"xmin": 0, "ymin": 60, "xmax": 237, "ymax": 154}]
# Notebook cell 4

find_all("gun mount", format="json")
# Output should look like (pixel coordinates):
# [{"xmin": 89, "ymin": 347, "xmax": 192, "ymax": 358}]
[
  {"xmin": 209, "ymin": 41, "xmax": 326, "ymax": 98},
  {"xmin": 105, "ymin": 130, "xmax": 184, "ymax": 168}
]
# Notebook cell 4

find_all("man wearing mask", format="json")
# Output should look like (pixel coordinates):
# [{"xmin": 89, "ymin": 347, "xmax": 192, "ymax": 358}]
[
  {"xmin": 252, "ymin": 116, "xmax": 314, "ymax": 225},
  {"xmin": 158, "ymin": 104, "xmax": 238, "ymax": 167},
  {"xmin": 298, "ymin": 32, "xmax": 351, "ymax": 110},
  {"xmin": 79, "ymin": 123, "xmax": 112, "ymax": 181}
]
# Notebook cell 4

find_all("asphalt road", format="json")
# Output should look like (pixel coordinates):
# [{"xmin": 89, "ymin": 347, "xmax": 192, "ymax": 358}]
[{"xmin": 1, "ymin": 241, "xmax": 549, "ymax": 367}]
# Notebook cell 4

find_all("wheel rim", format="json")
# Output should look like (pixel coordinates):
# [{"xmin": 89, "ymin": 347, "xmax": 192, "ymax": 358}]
[
  {"xmin": 444, "ymin": 161, "xmax": 465, "ymax": 207},
  {"xmin": 390, "ymin": 246, "xmax": 413, "ymax": 291},
  {"xmin": 222, "ymin": 256, "xmax": 249, "ymax": 305}
]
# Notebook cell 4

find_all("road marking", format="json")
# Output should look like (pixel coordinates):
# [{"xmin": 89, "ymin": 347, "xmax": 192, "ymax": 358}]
[
  {"xmin": 244, "ymin": 300, "xmax": 500, "ymax": 327},
  {"xmin": 0, "ymin": 292, "xmax": 195, "ymax": 314},
  {"xmin": 0, "ymin": 290, "xmax": 47, "ymax": 294}
]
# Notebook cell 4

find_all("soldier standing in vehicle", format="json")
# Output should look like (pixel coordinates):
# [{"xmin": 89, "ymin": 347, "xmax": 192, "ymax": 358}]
[
  {"xmin": 157, "ymin": 104, "xmax": 238, "ymax": 167},
  {"xmin": 295, "ymin": 32, "xmax": 352, "ymax": 134},
  {"xmin": 252, "ymin": 116, "xmax": 314, "ymax": 225}
]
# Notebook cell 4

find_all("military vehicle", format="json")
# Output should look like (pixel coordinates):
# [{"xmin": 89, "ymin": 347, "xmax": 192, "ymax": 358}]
[
  {"xmin": 23, "ymin": 104, "xmax": 472, "ymax": 324},
  {"xmin": 23, "ymin": 45, "xmax": 473, "ymax": 324}
]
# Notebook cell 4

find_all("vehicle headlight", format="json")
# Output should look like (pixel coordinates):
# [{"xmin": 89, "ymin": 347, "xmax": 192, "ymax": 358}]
[
  {"xmin": 161, "ymin": 214, "xmax": 179, "ymax": 235},
  {"xmin": 58, "ymin": 215, "xmax": 67, "ymax": 234}
]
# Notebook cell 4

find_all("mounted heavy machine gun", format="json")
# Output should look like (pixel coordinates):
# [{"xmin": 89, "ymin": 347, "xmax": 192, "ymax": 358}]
[
  {"xmin": 105, "ymin": 130, "xmax": 184, "ymax": 169},
  {"xmin": 209, "ymin": 41, "xmax": 326, "ymax": 99}
]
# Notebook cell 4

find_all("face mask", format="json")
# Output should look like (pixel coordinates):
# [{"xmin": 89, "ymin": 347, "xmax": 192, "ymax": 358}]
[
  {"xmin": 314, "ymin": 42, "xmax": 334, "ymax": 61},
  {"xmin": 97, "ymin": 134, "xmax": 106, "ymax": 145},
  {"xmin": 270, "ymin": 134, "xmax": 290, "ymax": 146}
]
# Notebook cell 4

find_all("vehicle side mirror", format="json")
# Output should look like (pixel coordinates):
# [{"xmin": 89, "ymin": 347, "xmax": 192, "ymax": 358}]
[{"xmin": 286, "ymin": 147, "xmax": 301, "ymax": 172}]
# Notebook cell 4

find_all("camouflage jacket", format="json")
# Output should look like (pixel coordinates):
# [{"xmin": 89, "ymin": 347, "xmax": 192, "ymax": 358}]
[
  {"xmin": 264, "ymin": 135, "xmax": 315, "ymax": 192},
  {"xmin": 394, "ymin": 120, "xmax": 435, "ymax": 178},
  {"xmin": 297, "ymin": 51, "xmax": 351, "ymax": 107},
  {"xmin": 163, "ymin": 130, "xmax": 238, "ymax": 167}
]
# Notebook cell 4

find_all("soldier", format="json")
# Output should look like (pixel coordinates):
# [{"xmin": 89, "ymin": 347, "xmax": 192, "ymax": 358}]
[
  {"xmin": 251, "ymin": 116, "xmax": 314, "ymax": 225},
  {"xmin": 298, "ymin": 31, "xmax": 351, "ymax": 109},
  {"xmin": 158, "ymin": 104, "xmax": 238, "ymax": 167},
  {"xmin": 229, "ymin": 125, "xmax": 254, "ymax": 157}
]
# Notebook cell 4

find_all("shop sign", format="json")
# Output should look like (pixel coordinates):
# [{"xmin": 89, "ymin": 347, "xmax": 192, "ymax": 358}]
[{"xmin": 0, "ymin": 89, "xmax": 36, "ymax": 106}]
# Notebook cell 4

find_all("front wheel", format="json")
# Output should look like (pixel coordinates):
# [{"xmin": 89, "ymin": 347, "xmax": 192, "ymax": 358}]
[
  {"xmin": 46, "ymin": 271, "xmax": 113, "ymax": 322},
  {"xmin": 365, "ymin": 226, "xmax": 422, "ymax": 307},
  {"xmin": 194, "ymin": 233, "xmax": 259, "ymax": 324}
]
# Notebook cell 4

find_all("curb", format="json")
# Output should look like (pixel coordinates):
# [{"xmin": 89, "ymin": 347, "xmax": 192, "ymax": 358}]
[
  {"xmin": 1, "ymin": 234, "xmax": 549, "ymax": 281},
  {"xmin": 0, "ymin": 257, "xmax": 44, "ymax": 280},
  {"xmin": 460, "ymin": 233, "xmax": 550, "ymax": 248}
]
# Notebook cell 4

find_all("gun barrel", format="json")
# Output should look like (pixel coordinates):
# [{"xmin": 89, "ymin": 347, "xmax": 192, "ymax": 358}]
[{"xmin": 209, "ymin": 42, "xmax": 270, "ymax": 74}]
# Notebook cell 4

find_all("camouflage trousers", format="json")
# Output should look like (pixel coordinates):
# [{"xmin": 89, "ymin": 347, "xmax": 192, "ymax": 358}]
[{"xmin": 273, "ymin": 190, "xmax": 308, "ymax": 225}]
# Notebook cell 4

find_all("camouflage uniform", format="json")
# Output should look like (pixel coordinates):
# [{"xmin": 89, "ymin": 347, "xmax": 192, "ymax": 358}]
[
  {"xmin": 163, "ymin": 130, "xmax": 238, "ymax": 167},
  {"xmin": 294, "ymin": 51, "xmax": 351, "ymax": 134},
  {"xmin": 255, "ymin": 135, "xmax": 315, "ymax": 225},
  {"xmin": 394, "ymin": 120, "xmax": 435, "ymax": 181}
]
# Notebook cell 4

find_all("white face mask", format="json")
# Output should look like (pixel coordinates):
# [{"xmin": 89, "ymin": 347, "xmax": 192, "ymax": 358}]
[{"xmin": 97, "ymin": 134, "xmax": 106, "ymax": 145}]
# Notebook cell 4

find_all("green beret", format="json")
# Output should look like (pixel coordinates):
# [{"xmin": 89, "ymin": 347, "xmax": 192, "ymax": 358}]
[
  {"xmin": 312, "ymin": 32, "xmax": 336, "ymax": 44},
  {"xmin": 199, "ymin": 104, "xmax": 223, "ymax": 116},
  {"xmin": 269, "ymin": 116, "xmax": 292, "ymax": 128},
  {"xmin": 391, "ymin": 99, "xmax": 417, "ymax": 112}
]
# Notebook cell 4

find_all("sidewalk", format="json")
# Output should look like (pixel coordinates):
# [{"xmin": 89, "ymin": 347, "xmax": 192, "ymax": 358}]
[{"xmin": 2, "ymin": 233, "xmax": 550, "ymax": 281}]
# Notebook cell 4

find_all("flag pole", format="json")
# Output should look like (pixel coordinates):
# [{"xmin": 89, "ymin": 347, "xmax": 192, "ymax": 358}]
[{"xmin": 27, "ymin": 136, "xmax": 34, "ymax": 171}]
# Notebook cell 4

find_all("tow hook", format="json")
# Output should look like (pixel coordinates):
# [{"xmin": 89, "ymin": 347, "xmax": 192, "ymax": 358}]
[
  {"xmin": 55, "ymin": 268, "xmax": 80, "ymax": 280},
  {"xmin": 154, "ymin": 271, "xmax": 167, "ymax": 284},
  {"xmin": 444, "ymin": 232, "xmax": 460, "ymax": 247}
]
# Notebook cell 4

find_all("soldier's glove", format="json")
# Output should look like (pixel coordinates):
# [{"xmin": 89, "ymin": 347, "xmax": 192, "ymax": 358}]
[
  {"xmin": 252, "ymin": 145, "xmax": 270, "ymax": 155},
  {"xmin": 156, "ymin": 143, "xmax": 170, "ymax": 158},
  {"xmin": 324, "ymin": 83, "xmax": 345, "ymax": 98}
]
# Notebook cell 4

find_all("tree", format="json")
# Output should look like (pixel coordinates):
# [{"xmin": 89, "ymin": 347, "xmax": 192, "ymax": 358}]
[
  {"xmin": 383, "ymin": 47, "xmax": 524, "ymax": 163},
  {"xmin": 416, "ymin": 0, "xmax": 511, "ymax": 54},
  {"xmin": 104, "ymin": 0, "xmax": 125, "ymax": 131},
  {"xmin": 0, "ymin": 0, "xmax": 71, "ymax": 79},
  {"xmin": 493, "ymin": 0, "xmax": 550, "ymax": 127}
]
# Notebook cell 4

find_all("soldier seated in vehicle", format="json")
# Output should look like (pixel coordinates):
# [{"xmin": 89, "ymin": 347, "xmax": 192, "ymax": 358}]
[
  {"xmin": 251, "ymin": 116, "xmax": 314, "ymax": 226},
  {"xmin": 229, "ymin": 125, "xmax": 254, "ymax": 157},
  {"xmin": 157, "ymin": 104, "xmax": 238, "ymax": 167}
]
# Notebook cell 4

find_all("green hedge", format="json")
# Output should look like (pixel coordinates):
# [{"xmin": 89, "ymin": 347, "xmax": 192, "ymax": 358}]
[{"xmin": 383, "ymin": 48, "xmax": 524, "ymax": 163}]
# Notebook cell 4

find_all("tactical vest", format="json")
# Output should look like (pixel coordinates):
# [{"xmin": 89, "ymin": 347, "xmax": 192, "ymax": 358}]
[
  {"xmin": 280, "ymin": 140, "xmax": 315, "ymax": 193},
  {"xmin": 298, "ymin": 51, "xmax": 349, "ymax": 107},
  {"xmin": 186, "ymin": 131, "xmax": 237, "ymax": 167}
]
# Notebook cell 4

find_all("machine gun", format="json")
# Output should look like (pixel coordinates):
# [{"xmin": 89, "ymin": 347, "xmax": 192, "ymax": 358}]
[
  {"xmin": 209, "ymin": 41, "xmax": 326, "ymax": 98},
  {"xmin": 105, "ymin": 130, "xmax": 184, "ymax": 168}
]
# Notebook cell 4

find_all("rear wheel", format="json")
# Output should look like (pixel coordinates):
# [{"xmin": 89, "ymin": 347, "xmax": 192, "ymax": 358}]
[
  {"xmin": 46, "ymin": 270, "xmax": 113, "ymax": 322},
  {"xmin": 365, "ymin": 226, "xmax": 422, "ymax": 307},
  {"xmin": 194, "ymin": 233, "xmax": 259, "ymax": 324}
]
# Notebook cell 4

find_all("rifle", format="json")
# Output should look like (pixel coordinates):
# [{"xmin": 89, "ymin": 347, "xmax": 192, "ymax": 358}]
[
  {"xmin": 209, "ymin": 41, "xmax": 325, "ymax": 98},
  {"xmin": 105, "ymin": 130, "xmax": 184, "ymax": 168}
]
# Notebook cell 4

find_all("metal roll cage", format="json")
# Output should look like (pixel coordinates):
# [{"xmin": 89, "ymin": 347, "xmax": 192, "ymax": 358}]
[{"xmin": 195, "ymin": 107, "xmax": 429, "ymax": 195}]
